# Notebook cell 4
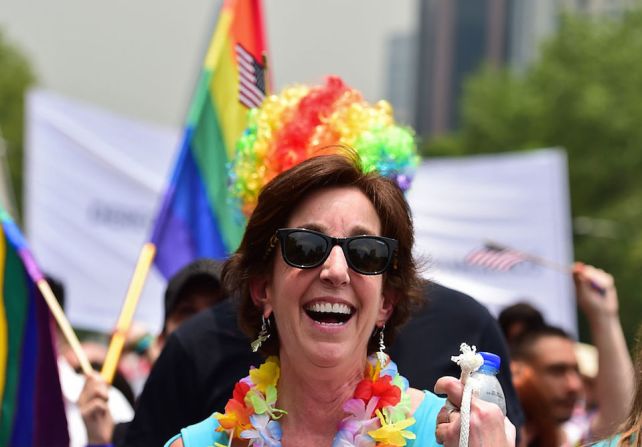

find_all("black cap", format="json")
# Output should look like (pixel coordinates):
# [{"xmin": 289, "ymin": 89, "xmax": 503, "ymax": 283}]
[{"xmin": 163, "ymin": 259, "xmax": 223, "ymax": 319}]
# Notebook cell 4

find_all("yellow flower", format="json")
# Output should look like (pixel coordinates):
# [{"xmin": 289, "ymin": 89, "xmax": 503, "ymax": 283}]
[
  {"xmin": 368, "ymin": 410, "xmax": 416, "ymax": 446},
  {"xmin": 366, "ymin": 359, "xmax": 382, "ymax": 381},
  {"xmin": 249, "ymin": 356, "xmax": 280, "ymax": 393}
]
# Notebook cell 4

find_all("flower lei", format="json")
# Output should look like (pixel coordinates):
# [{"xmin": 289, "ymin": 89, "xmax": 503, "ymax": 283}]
[{"xmin": 213, "ymin": 354, "xmax": 416, "ymax": 447}]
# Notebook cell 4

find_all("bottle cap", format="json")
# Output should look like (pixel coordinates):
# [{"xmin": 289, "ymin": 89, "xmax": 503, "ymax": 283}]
[{"xmin": 480, "ymin": 352, "xmax": 501, "ymax": 370}]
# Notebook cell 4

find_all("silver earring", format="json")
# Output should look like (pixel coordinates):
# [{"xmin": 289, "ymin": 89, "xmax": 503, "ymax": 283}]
[
  {"xmin": 251, "ymin": 315, "xmax": 271, "ymax": 352},
  {"xmin": 376, "ymin": 324, "xmax": 387, "ymax": 367}
]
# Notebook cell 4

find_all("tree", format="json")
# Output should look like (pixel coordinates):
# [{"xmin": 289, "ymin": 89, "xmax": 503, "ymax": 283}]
[
  {"xmin": 0, "ymin": 29, "xmax": 36, "ymax": 217},
  {"xmin": 423, "ymin": 9, "xmax": 642, "ymax": 344}
]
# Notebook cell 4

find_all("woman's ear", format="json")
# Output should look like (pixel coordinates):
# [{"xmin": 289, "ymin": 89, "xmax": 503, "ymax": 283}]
[
  {"xmin": 378, "ymin": 288, "xmax": 396, "ymax": 324},
  {"xmin": 249, "ymin": 276, "xmax": 272, "ymax": 316}
]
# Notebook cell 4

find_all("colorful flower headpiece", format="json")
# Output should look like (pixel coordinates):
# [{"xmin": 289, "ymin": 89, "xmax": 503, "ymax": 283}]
[{"xmin": 230, "ymin": 76, "xmax": 419, "ymax": 217}]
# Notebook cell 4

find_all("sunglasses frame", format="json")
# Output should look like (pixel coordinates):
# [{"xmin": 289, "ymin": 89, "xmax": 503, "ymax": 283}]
[{"xmin": 275, "ymin": 228, "xmax": 398, "ymax": 275}]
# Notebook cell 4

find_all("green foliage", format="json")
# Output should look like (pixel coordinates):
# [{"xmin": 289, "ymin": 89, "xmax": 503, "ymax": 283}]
[
  {"xmin": 0, "ymin": 29, "xmax": 36, "ymax": 218},
  {"xmin": 422, "ymin": 9, "xmax": 642, "ymax": 344}
]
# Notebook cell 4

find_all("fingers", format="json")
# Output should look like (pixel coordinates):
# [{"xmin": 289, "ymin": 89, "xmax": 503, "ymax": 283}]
[
  {"xmin": 504, "ymin": 417, "xmax": 516, "ymax": 445},
  {"xmin": 434, "ymin": 376, "xmax": 464, "ymax": 408},
  {"xmin": 435, "ymin": 409, "xmax": 460, "ymax": 446},
  {"xmin": 80, "ymin": 398, "xmax": 109, "ymax": 420},
  {"xmin": 434, "ymin": 381, "xmax": 514, "ymax": 447},
  {"xmin": 574, "ymin": 263, "xmax": 614, "ymax": 290},
  {"xmin": 78, "ymin": 372, "xmax": 109, "ymax": 408}
]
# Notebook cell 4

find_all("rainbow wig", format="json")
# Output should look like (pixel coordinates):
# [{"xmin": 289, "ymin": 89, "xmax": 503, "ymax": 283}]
[{"xmin": 230, "ymin": 75, "xmax": 419, "ymax": 217}]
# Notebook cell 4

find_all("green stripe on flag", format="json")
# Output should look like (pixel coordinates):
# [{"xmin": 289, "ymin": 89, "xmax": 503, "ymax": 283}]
[
  {"xmin": 192, "ymin": 93, "xmax": 246, "ymax": 253},
  {"xmin": 0, "ymin": 235, "xmax": 29, "ymax": 445},
  {"xmin": 186, "ymin": 69, "xmax": 214, "ymax": 127}
]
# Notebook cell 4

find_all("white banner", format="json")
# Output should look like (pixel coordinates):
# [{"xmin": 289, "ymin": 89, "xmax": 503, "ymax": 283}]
[
  {"xmin": 25, "ymin": 90, "xmax": 177, "ymax": 333},
  {"xmin": 408, "ymin": 150, "xmax": 576, "ymax": 334}
]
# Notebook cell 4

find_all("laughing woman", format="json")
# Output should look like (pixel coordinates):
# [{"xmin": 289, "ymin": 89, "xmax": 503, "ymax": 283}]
[{"xmin": 165, "ymin": 78, "xmax": 513, "ymax": 447}]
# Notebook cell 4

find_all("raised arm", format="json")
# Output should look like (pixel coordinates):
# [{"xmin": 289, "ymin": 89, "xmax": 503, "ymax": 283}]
[{"xmin": 572, "ymin": 263, "xmax": 634, "ymax": 439}]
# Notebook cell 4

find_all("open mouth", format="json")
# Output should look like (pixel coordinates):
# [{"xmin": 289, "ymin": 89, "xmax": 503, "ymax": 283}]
[{"xmin": 304, "ymin": 302, "xmax": 355, "ymax": 325}]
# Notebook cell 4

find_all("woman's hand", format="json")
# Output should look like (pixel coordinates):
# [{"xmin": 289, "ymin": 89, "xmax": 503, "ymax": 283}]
[
  {"xmin": 77, "ymin": 371, "xmax": 114, "ymax": 445},
  {"xmin": 434, "ymin": 376, "xmax": 515, "ymax": 447}
]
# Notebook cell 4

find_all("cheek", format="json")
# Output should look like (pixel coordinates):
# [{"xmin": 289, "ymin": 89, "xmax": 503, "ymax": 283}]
[{"xmin": 356, "ymin": 276, "xmax": 385, "ymax": 305}]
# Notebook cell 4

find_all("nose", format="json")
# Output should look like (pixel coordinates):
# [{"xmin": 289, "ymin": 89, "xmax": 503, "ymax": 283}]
[
  {"xmin": 320, "ymin": 245, "xmax": 350, "ymax": 286},
  {"xmin": 566, "ymin": 370, "xmax": 583, "ymax": 395}
]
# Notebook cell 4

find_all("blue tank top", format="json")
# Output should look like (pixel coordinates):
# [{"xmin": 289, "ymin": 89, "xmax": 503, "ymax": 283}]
[{"xmin": 165, "ymin": 390, "xmax": 445, "ymax": 446}]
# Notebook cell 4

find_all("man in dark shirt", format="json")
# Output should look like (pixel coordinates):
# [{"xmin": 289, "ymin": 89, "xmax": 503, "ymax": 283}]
[{"xmin": 123, "ymin": 282, "xmax": 524, "ymax": 446}]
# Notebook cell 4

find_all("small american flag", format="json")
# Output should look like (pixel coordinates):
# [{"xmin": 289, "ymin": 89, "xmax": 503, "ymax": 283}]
[
  {"xmin": 464, "ymin": 243, "xmax": 527, "ymax": 271},
  {"xmin": 235, "ymin": 43, "xmax": 266, "ymax": 108}
]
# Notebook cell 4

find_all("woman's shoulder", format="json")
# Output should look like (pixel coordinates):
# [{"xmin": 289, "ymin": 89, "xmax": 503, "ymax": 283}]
[
  {"xmin": 410, "ymin": 388, "xmax": 445, "ymax": 420},
  {"xmin": 408, "ymin": 388, "xmax": 446, "ymax": 445},
  {"xmin": 164, "ymin": 415, "xmax": 227, "ymax": 447}
]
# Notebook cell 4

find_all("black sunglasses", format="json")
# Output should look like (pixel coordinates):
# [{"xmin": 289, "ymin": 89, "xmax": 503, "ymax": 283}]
[{"xmin": 275, "ymin": 228, "xmax": 398, "ymax": 275}]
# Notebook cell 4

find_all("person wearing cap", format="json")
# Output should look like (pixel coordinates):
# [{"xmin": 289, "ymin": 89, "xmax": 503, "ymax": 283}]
[
  {"xmin": 149, "ymin": 259, "xmax": 225, "ymax": 363},
  {"xmin": 78, "ymin": 259, "xmax": 225, "ymax": 447}
]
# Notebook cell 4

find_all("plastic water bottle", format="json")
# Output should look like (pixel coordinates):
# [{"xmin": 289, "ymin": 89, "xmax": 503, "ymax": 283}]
[{"xmin": 471, "ymin": 351, "xmax": 506, "ymax": 416}]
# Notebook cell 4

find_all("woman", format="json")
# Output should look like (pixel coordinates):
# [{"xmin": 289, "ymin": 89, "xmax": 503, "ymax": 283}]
[
  {"xmin": 166, "ymin": 77, "xmax": 512, "ymax": 446},
  {"xmin": 165, "ymin": 151, "xmax": 512, "ymax": 447}
]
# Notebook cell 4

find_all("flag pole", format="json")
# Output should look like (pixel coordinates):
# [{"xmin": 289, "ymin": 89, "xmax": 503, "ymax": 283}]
[
  {"xmin": 101, "ymin": 2, "xmax": 238, "ymax": 384},
  {"xmin": 0, "ymin": 208, "xmax": 94, "ymax": 375},
  {"xmin": 100, "ymin": 242, "xmax": 156, "ymax": 383},
  {"xmin": 37, "ymin": 278, "xmax": 94, "ymax": 375}
]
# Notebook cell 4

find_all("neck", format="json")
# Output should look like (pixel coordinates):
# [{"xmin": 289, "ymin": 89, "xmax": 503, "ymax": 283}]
[{"xmin": 277, "ymin": 350, "xmax": 367, "ymax": 443}]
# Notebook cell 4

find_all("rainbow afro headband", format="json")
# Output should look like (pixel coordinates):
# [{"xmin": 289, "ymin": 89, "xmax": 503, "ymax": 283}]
[{"xmin": 230, "ymin": 75, "xmax": 419, "ymax": 216}]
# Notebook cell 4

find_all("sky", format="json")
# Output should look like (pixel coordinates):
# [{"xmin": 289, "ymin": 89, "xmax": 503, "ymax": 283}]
[{"xmin": 0, "ymin": 0, "xmax": 417, "ymax": 127}]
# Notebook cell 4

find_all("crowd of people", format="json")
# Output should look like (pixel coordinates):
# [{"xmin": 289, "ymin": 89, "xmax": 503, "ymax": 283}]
[{"xmin": 56, "ymin": 78, "xmax": 640, "ymax": 447}]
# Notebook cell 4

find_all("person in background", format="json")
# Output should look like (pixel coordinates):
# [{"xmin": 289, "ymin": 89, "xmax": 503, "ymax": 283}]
[
  {"xmin": 77, "ymin": 259, "xmax": 225, "ymax": 447},
  {"xmin": 510, "ymin": 263, "xmax": 634, "ymax": 446},
  {"xmin": 152, "ymin": 258, "xmax": 225, "ymax": 363},
  {"xmin": 566, "ymin": 263, "xmax": 634, "ymax": 444},
  {"xmin": 498, "ymin": 301, "xmax": 545, "ymax": 346},
  {"xmin": 511, "ymin": 325, "xmax": 580, "ymax": 446},
  {"xmin": 389, "ymin": 280, "xmax": 524, "ymax": 429},
  {"xmin": 46, "ymin": 275, "xmax": 134, "ymax": 447},
  {"xmin": 593, "ymin": 324, "xmax": 642, "ymax": 447}
]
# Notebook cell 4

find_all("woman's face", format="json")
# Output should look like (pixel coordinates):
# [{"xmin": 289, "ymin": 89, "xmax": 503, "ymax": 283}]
[{"xmin": 251, "ymin": 186, "xmax": 393, "ymax": 368}]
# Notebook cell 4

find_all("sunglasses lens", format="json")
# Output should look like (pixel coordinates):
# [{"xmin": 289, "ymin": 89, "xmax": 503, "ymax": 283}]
[
  {"xmin": 347, "ymin": 238, "xmax": 390, "ymax": 274},
  {"xmin": 283, "ymin": 231, "xmax": 328, "ymax": 267}
]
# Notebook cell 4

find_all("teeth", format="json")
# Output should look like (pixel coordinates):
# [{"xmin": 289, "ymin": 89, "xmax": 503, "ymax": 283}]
[{"xmin": 306, "ymin": 302, "xmax": 352, "ymax": 314}]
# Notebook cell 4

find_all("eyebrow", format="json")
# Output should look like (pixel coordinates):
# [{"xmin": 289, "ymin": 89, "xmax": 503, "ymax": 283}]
[{"xmin": 297, "ymin": 223, "xmax": 377, "ymax": 237}]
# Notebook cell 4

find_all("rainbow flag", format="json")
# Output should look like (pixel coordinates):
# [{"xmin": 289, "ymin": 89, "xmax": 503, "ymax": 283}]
[
  {"xmin": 0, "ymin": 208, "xmax": 68, "ymax": 446},
  {"xmin": 151, "ymin": 0, "xmax": 270, "ymax": 279}
]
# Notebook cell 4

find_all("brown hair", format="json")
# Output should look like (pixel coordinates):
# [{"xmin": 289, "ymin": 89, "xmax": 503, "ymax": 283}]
[
  {"xmin": 510, "ymin": 325, "xmax": 573, "ymax": 362},
  {"xmin": 222, "ymin": 151, "xmax": 423, "ymax": 356}
]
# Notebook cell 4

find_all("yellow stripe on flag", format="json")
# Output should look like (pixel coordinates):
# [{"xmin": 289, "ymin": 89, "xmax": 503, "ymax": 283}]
[
  {"xmin": 204, "ymin": 4, "xmax": 235, "ymax": 70},
  {"xmin": 211, "ymin": 37, "xmax": 248, "ymax": 159}
]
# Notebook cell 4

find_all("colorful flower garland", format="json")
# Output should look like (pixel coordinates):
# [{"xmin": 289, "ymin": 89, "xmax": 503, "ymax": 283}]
[{"xmin": 213, "ymin": 354, "xmax": 416, "ymax": 447}]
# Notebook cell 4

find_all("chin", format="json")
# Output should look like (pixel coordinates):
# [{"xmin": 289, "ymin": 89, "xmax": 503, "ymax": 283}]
[
  {"xmin": 304, "ymin": 341, "xmax": 363, "ymax": 368},
  {"xmin": 554, "ymin": 409, "xmax": 574, "ymax": 424}
]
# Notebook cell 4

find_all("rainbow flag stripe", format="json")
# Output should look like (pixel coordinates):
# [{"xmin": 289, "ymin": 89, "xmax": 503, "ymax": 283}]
[
  {"xmin": 151, "ymin": 0, "xmax": 270, "ymax": 278},
  {"xmin": 0, "ymin": 209, "xmax": 68, "ymax": 446}
]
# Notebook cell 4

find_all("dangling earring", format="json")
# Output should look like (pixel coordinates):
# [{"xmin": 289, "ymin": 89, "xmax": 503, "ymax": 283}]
[
  {"xmin": 251, "ymin": 315, "xmax": 271, "ymax": 352},
  {"xmin": 376, "ymin": 324, "xmax": 387, "ymax": 367}
]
